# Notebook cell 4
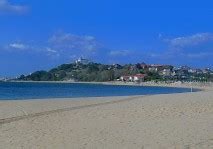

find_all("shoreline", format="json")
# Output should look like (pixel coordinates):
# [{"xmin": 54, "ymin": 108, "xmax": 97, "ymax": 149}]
[
  {"xmin": 0, "ymin": 88, "xmax": 213, "ymax": 148},
  {"xmin": 9, "ymin": 79, "xmax": 213, "ymax": 87},
  {"xmin": 0, "ymin": 81, "xmax": 207, "ymax": 101},
  {"xmin": 8, "ymin": 80, "xmax": 212, "ymax": 91}
]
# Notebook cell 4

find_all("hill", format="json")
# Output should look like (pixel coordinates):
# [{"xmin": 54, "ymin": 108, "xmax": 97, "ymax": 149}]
[
  {"xmin": 18, "ymin": 62, "xmax": 145, "ymax": 82},
  {"xmin": 17, "ymin": 61, "xmax": 213, "ymax": 82}
]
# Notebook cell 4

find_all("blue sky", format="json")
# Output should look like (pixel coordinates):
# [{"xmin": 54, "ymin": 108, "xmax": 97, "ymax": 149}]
[{"xmin": 0, "ymin": 0, "xmax": 213, "ymax": 76}]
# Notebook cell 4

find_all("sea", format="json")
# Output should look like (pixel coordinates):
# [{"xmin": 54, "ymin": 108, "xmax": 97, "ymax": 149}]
[{"xmin": 0, "ymin": 82, "xmax": 197, "ymax": 100}]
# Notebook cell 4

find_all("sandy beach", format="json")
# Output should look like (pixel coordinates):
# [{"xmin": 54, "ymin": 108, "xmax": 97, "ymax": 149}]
[{"xmin": 0, "ymin": 85, "xmax": 213, "ymax": 148}]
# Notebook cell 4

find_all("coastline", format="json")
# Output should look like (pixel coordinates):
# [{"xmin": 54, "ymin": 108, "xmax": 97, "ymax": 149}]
[
  {"xmin": 0, "ymin": 87, "xmax": 213, "ymax": 148},
  {"xmin": 10, "ymin": 80, "xmax": 212, "ymax": 92},
  {"xmin": 0, "ymin": 81, "xmax": 212, "ymax": 148}
]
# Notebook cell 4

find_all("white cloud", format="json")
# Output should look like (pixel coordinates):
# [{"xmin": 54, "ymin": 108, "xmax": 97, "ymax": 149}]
[
  {"xmin": 168, "ymin": 33, "xmax": 213, "ymax": 47},
  {"xmin": 46, "ymin": 47, "xmax": 57, "ymax": 53},
  {"xmin": 49, "ymin": 32, "xmax": 100, "ymax": 52},
  {"xmin": 3, "ymin": 32, "xmax": 134, "ymax": 63},
  {"xmin": 144, "ymin": 32, "xmax": 213, "ymax": 63},
  {"xmin": 0, "ymin": 0, "xmax": 28, "ymax": 14},
  {"xmin": 3, "ymin": 32, "xmax": 102, "ymax": 60},
  {"xmin": 45, "ymin": 47, "xmax": 60, "ymax": 59},
  {"xmin": 47, "ymin": 32, "xmax": 104, "ymax": 60},
  {"xmin": 185, "ymin": 52, "xmax": 213, "ymax": 58},
  {"xmin": 153, "ymin": 32, "xmax": 213, "ymax": 60},
  {"xmin": 9, "ymin": 43, "xmax": 28, "ymax": 50}
]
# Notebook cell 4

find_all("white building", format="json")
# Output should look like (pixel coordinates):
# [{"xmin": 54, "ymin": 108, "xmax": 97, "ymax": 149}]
[
  {"xmin": 160, "ymin": 69, "xmax": 172, "ymax": 76},
  {"xmin": 133, "ymin": 74, "xmax": 146, "ymax": 82},
  {"xmin": 120, "ymin": 74, "xmax": 146, "ymax": 82},
  {"xmin": 75, "ymin": 57, "xmax": 90, "ymax": 65}
]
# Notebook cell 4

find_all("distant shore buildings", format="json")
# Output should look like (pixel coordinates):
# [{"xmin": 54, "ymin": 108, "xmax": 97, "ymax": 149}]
[
  {"xmin": 120, "ymin": 74, "xmax": 147, "ymax": 83},
  {"xmin": 119, "ymin": 62, "xmax": 213, "ymax": 82},
  {"xmin": 16, "ymin": 59, "xmax": 213, "ymax": 82}
]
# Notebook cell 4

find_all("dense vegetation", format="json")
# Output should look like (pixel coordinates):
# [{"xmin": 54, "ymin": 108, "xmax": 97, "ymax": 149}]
[
  {"xmin": 18, "ymin": 62, "xmax": 213, "ymax": 82},
  {"xmin": 18, "ymin": 63, "xmax": 143, "ymax": 82}
]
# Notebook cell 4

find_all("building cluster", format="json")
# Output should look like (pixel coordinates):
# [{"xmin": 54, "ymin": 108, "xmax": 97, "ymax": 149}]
[{"xmin": 120, "ymin": 62, "xmax": 213, "ymax": 82}]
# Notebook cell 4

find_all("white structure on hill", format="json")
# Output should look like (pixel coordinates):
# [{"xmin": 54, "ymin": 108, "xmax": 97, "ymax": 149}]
[{"xmin": 75, "ymin": 57, "xmax": 90, "ymax": 65}]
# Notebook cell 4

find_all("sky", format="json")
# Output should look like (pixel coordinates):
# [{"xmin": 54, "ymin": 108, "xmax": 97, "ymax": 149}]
[{"xmin": 0, "ymin": 0, "xmax": 213, "ymax": 77}]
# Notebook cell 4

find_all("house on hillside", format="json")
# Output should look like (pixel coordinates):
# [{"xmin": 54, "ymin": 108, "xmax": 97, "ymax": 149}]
[
  {"xmin": 148, "ymin": 64, "xmax": 165, "ymax": 72},
  {"xmin": 120, "ymin": 75, "xmax": 133, "ymax": 82},
  {"xmin": 133, "ymin": 74, "xmax": 146, "ymax": 82},
  {"xmin": 202, "ymin": 68, "xmax": 211, "ymax": 74},
  {"xmin": 159, "ymin": 68, "xmax": 172, "ymax": 77},
  {"xmin": 192, "ymin": 69, "xmax": 203, "ymax": 74},
  {"xmin": 188, "ymin": 69, "xmax": 197, "ymax": 73},
  {"xmin": 120, "ymin": 74, "xmax": 146, "ymax": 82}
]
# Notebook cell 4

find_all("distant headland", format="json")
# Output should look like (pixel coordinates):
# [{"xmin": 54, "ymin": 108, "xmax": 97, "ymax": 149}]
[{"xmin": 11, "ymin": 58, "xmax": 213, "ymax": 82}]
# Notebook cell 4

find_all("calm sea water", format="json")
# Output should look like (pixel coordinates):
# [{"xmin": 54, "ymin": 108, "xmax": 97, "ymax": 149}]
[{"xmin": 0, "ymin": 82, "xmax": 196, "ymax": 100}]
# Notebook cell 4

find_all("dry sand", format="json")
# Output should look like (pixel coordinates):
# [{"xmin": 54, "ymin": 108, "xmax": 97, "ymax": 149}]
[{"xmin": 0, "ymin": 88, "xmax": 213, "ymax": 148}]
